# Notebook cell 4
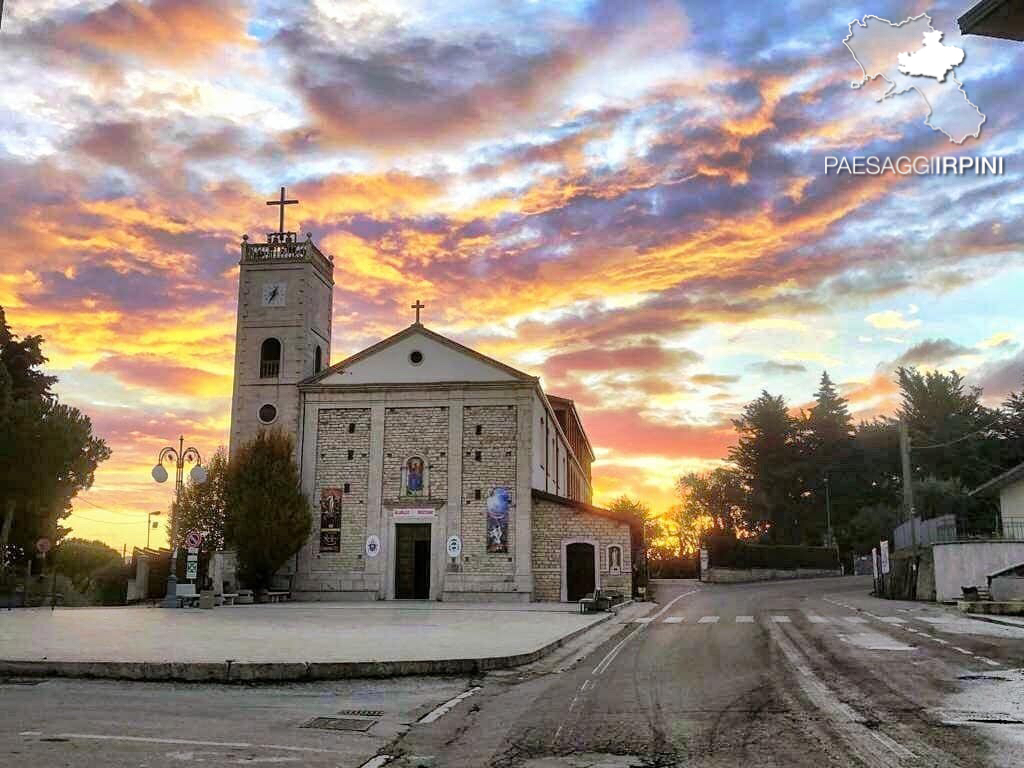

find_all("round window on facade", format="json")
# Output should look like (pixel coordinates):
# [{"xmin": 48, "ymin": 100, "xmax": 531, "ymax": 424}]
[
  {"xmin": 409, "ymin": 350, "xmax": 424, "ymax": 365},
  {"xmin": 258, "ymin": 403, "xmax": 278, "ymax": 424}
]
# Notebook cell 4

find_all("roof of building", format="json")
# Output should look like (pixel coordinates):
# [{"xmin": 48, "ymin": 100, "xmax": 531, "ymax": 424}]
[
  {"xmin": 300, "ymin": 323, "xmax": 538, "ymax": 387},
  {"xmin": 959, "ymin": 0, "xmax": 1024, "ymax": 41},
  {"xmin": 546, "ymin": 394, "xmax": 596, "ymax": 463},
  {"xmin": 970, "ymin": 461, "xmax": 1024, "ymax": 496},
  {"xmin": 532, "ymin": 489, "xmax": 637, "ymax": 532}
]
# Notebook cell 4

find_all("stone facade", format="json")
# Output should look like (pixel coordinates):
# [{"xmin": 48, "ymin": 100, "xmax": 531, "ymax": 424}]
[
  {"xmin": 383, "ymin": 407, "xmax": 449, "ymax": 502},
  {"xmin": 314, "ymin": 408, "xmax": 371, "ymax": 571},
  {"xmin": 460, "ymin": 404, "xmax": 518, "ymax": 576},
  {"xmin": 531, "ymin": 494, "xmax": 632, "ymax": 602}
]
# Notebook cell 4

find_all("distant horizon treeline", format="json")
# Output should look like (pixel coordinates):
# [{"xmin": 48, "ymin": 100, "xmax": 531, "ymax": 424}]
[{"xmin": 614, "ymin": 366, "xmax": 1024, "ymax": 565}]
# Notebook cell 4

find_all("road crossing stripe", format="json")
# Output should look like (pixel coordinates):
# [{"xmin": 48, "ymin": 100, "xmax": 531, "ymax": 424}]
[
  {"xmin": 771, "ymin": 615, "xmax": 791, "ymax": 623},
  {"xmin": 845, "ymin": 617, "xmax": 868, "ymax": 624},
  {"xmin": 980, "ymin": 658, "xmax": 1002, "ymax": 667},
  {"xmin": 663, "ymin": 616, "xmax": 685, "ymax": 624},
  {"xmin": 632, "ymin": 617, "xmax": 655, "ymax": 624},
  {"xmin": 806, "ymin": 615, "xmax": 828, "ymax": 623},
  {"xmin": 879, "ymin": 617, "xmax": 906, "ymax": 623},
  {"xmin": 736, "ymin": 616, "xmax": 754, "ymax": 623},
  {"xmin": 698, "ymin": 616, "xmax": 719, "ymax": 623}
]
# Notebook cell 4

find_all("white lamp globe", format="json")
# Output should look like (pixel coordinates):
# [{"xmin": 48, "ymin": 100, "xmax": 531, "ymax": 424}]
[
  {"xmin": 152, "ymin": 464, "xmax": 169, "ymax": 483},
  {"xmin": 190, "ymin": 465, "xmax": 209, "ymax": 484}
]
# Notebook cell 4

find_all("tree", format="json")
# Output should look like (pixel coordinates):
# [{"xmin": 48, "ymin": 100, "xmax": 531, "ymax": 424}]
[
  {"xmin": 676, "ymin": 468, "xmax": 748, "ymax": 536},
  {"xmin": 895, "ymin": 366, "xmax": 998, "ymax": 490},
  {"xmin": 53, "ymin": 537, "xmax": 122, "ymax": 593},
  {"xmin": 170, "ymin": 447, "xmax": 229, "ymax": 552},
  {"xmin": 729, "ymin": 391, "xmax": 802, "ymax": 543},
  {"xmin": 799, "ymin": 371, "xmax": 860, "ymax": 546},
  {"xmin": 0, "ymin": 307, "xmax": 111, "ymax": 569},
  {"xmin": 997, "ymin": 375, "xmax": 1024, "ymax": 470},
  {"xmin": 0, "ymin": 306, "xmax": 56, "ymax": 402},
  {"xmin": 225, "ymin": 429, "xmax": 311, "ymax": 590}
]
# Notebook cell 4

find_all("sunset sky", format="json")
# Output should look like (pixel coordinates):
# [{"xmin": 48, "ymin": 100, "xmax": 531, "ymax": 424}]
[{"xmin": 1, "ymin": 0, "xmax": 1021, "ymax": 554}]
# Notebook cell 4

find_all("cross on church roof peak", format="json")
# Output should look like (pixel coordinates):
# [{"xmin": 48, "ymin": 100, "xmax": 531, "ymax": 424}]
[{"xmin": 411, "ymin": 299, "xmax": 425, "ymax": 325}]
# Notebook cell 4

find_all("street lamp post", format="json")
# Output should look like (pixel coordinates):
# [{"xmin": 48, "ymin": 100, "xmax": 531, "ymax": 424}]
[
  {"xmin": 152, "ymin": 436, "xmax": 207, "ymax": 608},
  {"xmin": 147, "ymin": 511, "xmax": 161, "ymax": 550}
]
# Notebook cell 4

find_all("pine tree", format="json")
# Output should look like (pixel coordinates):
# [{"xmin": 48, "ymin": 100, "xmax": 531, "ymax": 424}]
[{"xmin": 728, "ymin": 391, "xmax": 801, "ymax": 543}]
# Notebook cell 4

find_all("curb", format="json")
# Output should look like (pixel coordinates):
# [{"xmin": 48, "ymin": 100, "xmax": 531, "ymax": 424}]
[
  {"xmin": 0, "ymin": 612, "xmax": 613, "ymax": 684},
  {"xmin": 963, "ymin": 613, "xmax": 1024, "ymax": 631}
]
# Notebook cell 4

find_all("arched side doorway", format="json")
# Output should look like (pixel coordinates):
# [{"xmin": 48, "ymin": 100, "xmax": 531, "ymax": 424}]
[{"xmin": 562, "ymin": 539, "xmax": 599, "ymax": 602}]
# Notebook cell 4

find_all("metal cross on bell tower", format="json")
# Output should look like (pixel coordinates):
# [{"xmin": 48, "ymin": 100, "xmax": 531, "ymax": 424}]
[
  {"xmin": 266, "ymin": 186, "xmax": 298, "ymax": 234},
  {"xmin": 411, "ymin": 299, "xmax": 425, "ymax": 325}
]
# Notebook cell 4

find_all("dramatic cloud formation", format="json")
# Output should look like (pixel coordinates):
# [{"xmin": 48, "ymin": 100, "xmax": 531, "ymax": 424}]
[{"xmin": 1, "ymin": 0, "xmax": 1021, "ymax": 550}]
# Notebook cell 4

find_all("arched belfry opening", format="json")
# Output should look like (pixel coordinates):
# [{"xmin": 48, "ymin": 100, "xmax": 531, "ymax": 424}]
[{"xmin": 260, "ymin": 338, "xmax": 281, "ymax": 379}]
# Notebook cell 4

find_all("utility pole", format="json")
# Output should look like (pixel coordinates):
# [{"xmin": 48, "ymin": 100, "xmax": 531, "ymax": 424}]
[
  {"xmin": 899, "ymin": 420, "xmax": 916, "ymax": 549},
  {"xmin": 824, "ymin": 474, "xmax": 833, "ymax": 548}
]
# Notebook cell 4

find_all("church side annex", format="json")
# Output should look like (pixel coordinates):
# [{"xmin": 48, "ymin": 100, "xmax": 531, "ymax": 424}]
[{"xmin": 228, "ymin": 204, "xmax": 633, "ymax": 602}]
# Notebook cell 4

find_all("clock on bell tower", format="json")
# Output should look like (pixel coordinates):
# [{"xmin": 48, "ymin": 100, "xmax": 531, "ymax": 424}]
[{"xmin": 228, "ymin": 189, "xmax": 334, "ymax": 456}]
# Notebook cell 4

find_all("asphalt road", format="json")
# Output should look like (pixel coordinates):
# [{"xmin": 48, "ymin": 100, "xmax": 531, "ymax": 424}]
[{"xmin": 4, "ymin": 577, "xmax": 1024, "ymax": 768}]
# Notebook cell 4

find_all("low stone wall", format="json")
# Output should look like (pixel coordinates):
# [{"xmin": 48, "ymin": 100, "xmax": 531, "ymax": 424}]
[
  {"xmin": 701, "ymin": 567, "xmax": 842, "ymax": 584},
  {"xmin": 991, "ymin": 576, "xmax": 1024, "ymax": 602}
]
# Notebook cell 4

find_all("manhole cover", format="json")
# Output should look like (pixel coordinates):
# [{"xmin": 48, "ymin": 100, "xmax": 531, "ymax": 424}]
[
  {"xmin": 301, "ymin": 716, "xmax": 377, "ymax": 732},
  {"xmin": 337, "ymin": 709, "xmax": 384, "ymax": 717}
]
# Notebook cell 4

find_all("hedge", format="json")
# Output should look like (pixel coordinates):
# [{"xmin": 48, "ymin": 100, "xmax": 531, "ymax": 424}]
[{"xmin": 704, "ymin": 535, "xmax": 839, "ymax": 571}]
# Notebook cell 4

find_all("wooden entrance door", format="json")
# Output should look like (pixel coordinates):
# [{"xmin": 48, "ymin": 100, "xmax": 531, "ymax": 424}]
[
  {"xmin": 566, "ymin": 542, "xmax": 596, "ymax": 601},
  {"xmin": 395, "ymin": 524, "xmax": 431, "ymax": 599}
]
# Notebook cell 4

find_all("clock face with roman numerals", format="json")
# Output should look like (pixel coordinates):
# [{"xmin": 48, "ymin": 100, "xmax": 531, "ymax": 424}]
[{"xmin": 262, "ymin": 281, "xmax": 286, "ymax": 307}]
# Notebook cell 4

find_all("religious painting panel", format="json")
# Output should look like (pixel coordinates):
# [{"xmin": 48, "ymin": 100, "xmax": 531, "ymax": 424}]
[
  {"xmin": 486, "ymin": 487, "xmax": 512, "ymax": 553},
  {"xmin": 402, "ymin": 456, "xmax": 427, "ymax": 497},
  {"xmin": 319, "ymin": 487, "xmax": 342, "ymax": 553}
]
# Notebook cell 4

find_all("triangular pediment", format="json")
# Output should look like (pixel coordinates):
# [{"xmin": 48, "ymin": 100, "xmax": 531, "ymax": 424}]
[{"xmin": 304, "ymin": 325, "xmax": 536, "ymax": 387}]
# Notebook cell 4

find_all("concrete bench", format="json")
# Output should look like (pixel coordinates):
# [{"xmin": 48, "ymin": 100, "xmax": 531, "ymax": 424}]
[
  {"xmin": 236, "ymin": 590, "xmax": 254, "ymax": 605},
  {"xmin": 578, "ymin": 597, "xmax": 597, "ymax": 614},
  {"xmin": 175, "ymin": 584, "xmax": 200, "ymax": 608},
  {"xmin": 220, "ymin": 592, "xmax": 238, "ymax": 606},
  {"xmin": 265, "ymin": 590, "xmax": 291, "ymax": 603}
]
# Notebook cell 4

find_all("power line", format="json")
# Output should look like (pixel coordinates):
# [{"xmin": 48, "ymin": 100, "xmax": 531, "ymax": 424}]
[
  {"xmin": 912, "ymin": 418, "xmax": 1002, "ymax": 450},
  {"xmin": 76, "ymin": 496, "xmax": 153, "ymax": 518}
]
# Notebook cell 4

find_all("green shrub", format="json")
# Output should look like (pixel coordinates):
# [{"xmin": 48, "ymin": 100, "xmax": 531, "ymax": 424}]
[{"xmin": 705, "ymin": 534, "xmax": 839, "ymax": 570}]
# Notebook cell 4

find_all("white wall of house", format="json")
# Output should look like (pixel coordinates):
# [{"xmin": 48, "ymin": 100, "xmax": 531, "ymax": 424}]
[
  {"xmin": 932, "ymin": 541, "xmax": 1024, "ymax": 602},
  {"xmin": 1000, "ymin": 479, "xmax": 1024, "ymax": 536}
]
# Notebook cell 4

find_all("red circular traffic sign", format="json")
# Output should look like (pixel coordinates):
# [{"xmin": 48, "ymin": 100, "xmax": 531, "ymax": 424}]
[{"xmin": 184, "ymin": 531, "xmax": 202, "ymax": 548}]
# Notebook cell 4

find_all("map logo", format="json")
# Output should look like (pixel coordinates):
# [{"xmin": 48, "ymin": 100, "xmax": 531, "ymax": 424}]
[{"xmin": 843, "ymin": 13, "xmax": 985, "ymax": 144}]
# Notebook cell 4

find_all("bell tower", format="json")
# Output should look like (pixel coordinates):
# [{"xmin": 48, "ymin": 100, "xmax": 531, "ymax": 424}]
[{"xmin": 228, "ymin": 188, "xmax": 334, "ymax": 455}]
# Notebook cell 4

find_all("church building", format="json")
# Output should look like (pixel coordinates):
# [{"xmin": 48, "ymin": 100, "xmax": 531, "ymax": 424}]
[{"xmin": 228, "ymin": 199, "xmax": 632, "ymax": 602}]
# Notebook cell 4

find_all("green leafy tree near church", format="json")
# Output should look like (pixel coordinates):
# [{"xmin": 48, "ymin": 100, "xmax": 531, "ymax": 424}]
[
  {"xmin": 0, "ymin": 306, "xmax": 110, "ymax": 569},
  {"xmin": 225, "ymin": 429, "xmax": 311, "ymax": 590},
  {"xmin": 170, "ymin": 447, "xmax": 229, "ymax": 552}
]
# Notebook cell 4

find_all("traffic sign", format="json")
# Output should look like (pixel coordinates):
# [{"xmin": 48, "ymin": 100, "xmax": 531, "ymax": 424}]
[
  {"xmin": 185, "ymin": 531, "xmax": 202, "ymax": 549},
  {"xmin": 35, "ymin": 538, "xmax": 51, "ymax": 554},
  {"xmin": 185, "ymin": 559, "xmax": 198, "ymax": 580}
]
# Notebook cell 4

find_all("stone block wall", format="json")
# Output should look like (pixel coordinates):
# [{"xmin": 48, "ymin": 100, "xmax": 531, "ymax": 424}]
[
  {"xmin": 314, "ymin": 408, "xmax": 371, "ymax": 571},
  {"xmin": 531, "ymin": 497, "xmax": 632, "ymax": 601},
  {"xmin": 382, "ymin": 407, "xmax": 449, "ymax": 501},
  {"xmin": 460, "ymin": 404, "xmax": 518, "ymax": 575}
]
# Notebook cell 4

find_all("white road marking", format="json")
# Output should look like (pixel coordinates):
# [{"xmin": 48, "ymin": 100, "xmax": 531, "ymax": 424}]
[
  {"xmin": 768, "ymin": 622, "xmax": 916, "ymax": 763},
  {"xmin": 27, "ymin": 734, "xmax": 334, "ymax": 754},
  {"xmin": 632, "ymin": 617, "xmax": 655, "ymax": 624},
  {"xmin": 838, "ymin": 633, "xmax": 915, "ymax": 651},
  {"xmin": 662, "ymin": 616, "xmax": 685, "ymax": 624},
  {"xmin": 736, "ymin": 615, "xmax": 755, "ymax": 623},
  {"xmin": 805, "ymin": 614, "xmax": 828, "ymax": 624},
  {"xmin": 418, "ymin": 686, "xmax": 482, "ymax": 724},
  {"xmin": 980, "ymin": 658, "xmax": 1002, "ymax": 667},
  {"xmin": 916, "ymin": 616, "xmax": 953, "ymax": 624},
  {"xmin": 930, "ymin": 637, "xmax": 949, "ymax": 645},
  {"xmin": 845, "ymin": 617, "xmax": 868, "ymax": 624},
  {"xmin": 952, "ymin": 647, "xmax": 973, "ymax": 656},
  {"xmin": 697, "ymin": 615, "xmax": 720, "ymax": 624},
  {"xmin": 580, "ymin": 679, "xmax": 593, "ymax": 691},
  {"xmin": 771, "ymin": 615, "xmax": 791, "ymax": 623},
  {"xmin": 359, "ymin": 757, "xmax": 394, "ymax": 768},
  {"xmin": 878, "ymin": 617, "xmax": 906, "ymax": 624},
  {"xmin": 592, "ymin": 588, "xmax": 700, "ymax": 675},
  {"xmin": 19, "ymin": 732, "xmax": 42, "ymax": 737}
]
